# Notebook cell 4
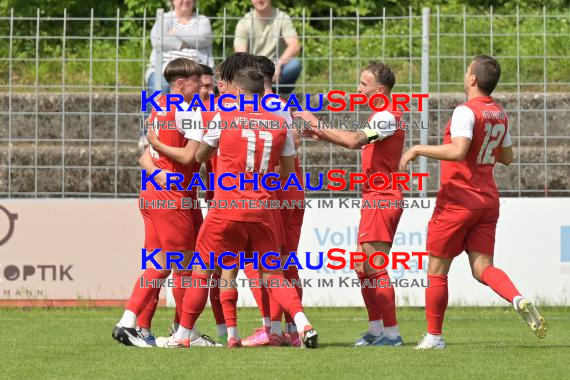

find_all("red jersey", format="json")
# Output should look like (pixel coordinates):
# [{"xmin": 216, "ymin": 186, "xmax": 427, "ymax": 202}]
[
  {"xmin": 202, "ymin": 106, "xmax": 295, "ymax": 222},
  {"xmin": 361, "ymin": 109, "xmax": 405, "ymax": 199},
  {"xmin": 144, "ymin": 95, "xmax": 196, "ymax": 199},
  {"xmin": 436, "ymin": 96, "xmax": 510, "ymax": 209}
]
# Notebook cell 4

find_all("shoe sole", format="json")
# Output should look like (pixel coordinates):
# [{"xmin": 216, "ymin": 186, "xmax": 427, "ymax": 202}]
[
  {"xmin": 415, "ymin": 343, "xmax": 445, "ymax": 350},
  {"xmin": 518, "ymin": 300, "xmax": 547, "ymax": 338},
  {"xmin": 112, "ymin": 326, "xmax": 134, "ymax": 347},
  {"xmin": 302, "ymin": 330, "xmax": 319, "ymax": 349}
]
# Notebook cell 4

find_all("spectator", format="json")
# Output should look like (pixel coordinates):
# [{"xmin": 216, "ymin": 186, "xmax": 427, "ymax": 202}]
[
  {"xmin": 142, "ymin": 0, "xmax": 213, "ymax": 148},
  {"xmin": 234, "ymin": 0, "xmax": 301, "ymax": 95},
  {"xmin": 199, "ymin": 64, "xmax": 215, "ymax": 100}
]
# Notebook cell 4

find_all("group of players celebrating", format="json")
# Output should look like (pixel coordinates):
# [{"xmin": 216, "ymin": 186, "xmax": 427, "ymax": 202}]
[{"xmin": 112, "ymin": 52, "xmax": 547, "ymax": 350}]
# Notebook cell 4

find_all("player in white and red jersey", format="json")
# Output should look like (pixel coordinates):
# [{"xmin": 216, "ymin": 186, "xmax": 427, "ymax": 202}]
[
  {"xmin": 400, "ymin": 55, "xmax": 547, "ymax": 349},
  {"xmin": 183, "ymin": 53, "xmax": 272, "ymax": 344},
  {"xmin": 112, "ymin": 58, "xmax": 218, "ymax": 348},
  {"xmin": 296, "ymin": 62, "xmax": 405, "ymax": 347},
  {"xmin": 238, "ymin": 55, "xmax": 306, "ymax": 347},
  {"xmin": 157, "ymin": 68, "xmax": 319, "ymax": 349}
]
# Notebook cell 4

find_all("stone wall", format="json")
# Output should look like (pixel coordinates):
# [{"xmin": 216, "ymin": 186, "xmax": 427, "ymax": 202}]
[{"xmin": 0, "ymin": 93, "xmax": 568, "ymax": 196}]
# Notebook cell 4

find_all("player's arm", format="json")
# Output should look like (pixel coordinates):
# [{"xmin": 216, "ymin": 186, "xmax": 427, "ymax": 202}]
[
  {"xmin": 138, "ymin": 147, "xmax": 172, "ymax": 189},
  {"xmin": 275, "ymin": 129, "xmax": 297, "ymax": 181},
  {"xmin": 399, "ymin": 105, "xmax": 474, "ymax": 171},
  {"xmin": 196, "ymin": 113, "xmax": 221, "ymax": 163},
  {"xmin": 399, "ymin": 138, "xmax": 472, "ymax": 172},
  {"xmin": 496, "ymin": 128, "xmax": 513, "ymax": 166},
  {"xmin": 294, "ymin": 110, "xmax": 385, "ymax": 149},
  {"xmin": 497, "ymin": 146, "xmax": 513, "ymax": 166},
  {"xmin": 147, "ymin": 128, "xmax": 199, "ymax": 165}
]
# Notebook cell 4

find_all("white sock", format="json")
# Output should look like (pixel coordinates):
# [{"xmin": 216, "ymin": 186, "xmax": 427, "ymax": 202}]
[
  {"xmin": 262, "ymin": 317, "xmax": 271, "ymax": 328},
  {"xmin": 270, "ymin": 321, "xmax": 283, "ymax": 336},
  {"xmin": 513, "ymin": 295, "xmax": 524, "ymax": 310},
  {"xmin": 217, "ymin": 323, "xmax": 227, "ymax": 336},
  {"xmin": 139, "ymin": 327, "xmax": 152, "ymax": 337},
  {"xmin": 384, "ymin": 325, "xmax": 400, "ymax": 340},
  {"xmin": 189, "ymin": 325, "xmax": 201, "ymax": 341},
  {"xmin": 227, "ymin": 326, "xmax": 240, "ymax": 340},
  {"xmin": 287, "ymin": 323, "xmax": 297, "ymax": 334},
  {"xmin": 293, "ymin": 312, "xmax": 310, "ymax": 332},
  {"xmin": 175, "ymin": 326, "xmax": 192, "ymax": 340},
  {"xmin": 118, "ymin": 310, "xmax": 137, "ymax": 328},
  {"xmin": 368, "ymin": 320, "xmax": 384, "ymax": 336},
  {"xmin": 427, "ymin": 332, "xmax": 442, "ymax": 340}
]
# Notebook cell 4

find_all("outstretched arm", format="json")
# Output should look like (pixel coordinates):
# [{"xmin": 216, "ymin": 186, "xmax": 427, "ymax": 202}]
[
  {"xmin": 399, "ymin": 137, "xmax": 471, "ymax": 172},
  {"xmin": 294, "ymin": 111, "xmax": 377, "ymax": 149}
]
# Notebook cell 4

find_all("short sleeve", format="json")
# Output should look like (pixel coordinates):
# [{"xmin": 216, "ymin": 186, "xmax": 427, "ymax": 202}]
[
  {"xmin": 183, "ymin": 107, "xmax": 205, "ymax": 142},
  {"xmin": 280, "ymin": 12, "xmax": 298, "ymax": 39},
  {"xmin": 450, "ymin": 105, "xmax": 475, "ymax": 139},
  {"xmin": 502, "ymin": 129, "xmax": 512, "ymax": 147},
  {"xmin": 174, "ymin": 102, "xmax": 194, "ymax": 135},
  {"xmin": 234, "ymin": 17, "xmax": 249, "ymax": 51},
  {"xmin": 202, "ymin": 113, "xmax": 222, "ymax": 147},
  {"xmin": 368, "ymin": 111, "xmax": 397, "ymax": 139},
  {"xmin": 281, "ymin": 129, "xmax": 296, "ymax": 156}
]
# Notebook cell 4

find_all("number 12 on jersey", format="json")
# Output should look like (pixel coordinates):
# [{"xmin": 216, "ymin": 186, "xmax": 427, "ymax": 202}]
[{"xmin": 477, "ymin": 122, "xmax": 506, "ymax": 165}]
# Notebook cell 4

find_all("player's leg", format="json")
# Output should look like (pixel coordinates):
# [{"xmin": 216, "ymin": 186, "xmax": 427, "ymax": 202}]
[
  {"xmin": 209, "ymin": 267, "xmax": 228, "ymax": 343},
  {"xmin": 136, "ymin": 288, "xmax": 160, "ymax": 345},
  {"xmin": 250, "ymin": 220, "xmax": 317, "ymax": 348},
  {"xmin": 219, "ymin": 267, "xmax": 242, "ymax": 348},
  {"xmin": 466, "ymin": 208, "xmax": 546, "ymax": 338},
  {"xmin": 355, "ymin": 205, "xmax": 403, "ymax": 346},
  {"xmin": 416, "ymin": 206, "xmax": 467, "ymax": 350},
  {"xmin": 240, "ymin": 263, "xmax": 272, "ymax": 347}
]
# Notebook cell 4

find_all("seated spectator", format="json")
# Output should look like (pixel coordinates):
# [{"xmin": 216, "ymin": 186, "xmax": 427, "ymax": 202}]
[
  {"xmin": 234, "ymin": 0, "xmax": 301, "ymax": 95},
  {"xmin": 141, "ymin": 0, "xmax": 214, "ymax": 148}
]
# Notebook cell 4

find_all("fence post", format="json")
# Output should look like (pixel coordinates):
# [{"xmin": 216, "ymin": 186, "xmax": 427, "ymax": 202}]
[
  {"xmin": 419, "ymin": 7, "xmax": 430, "ymax": 197},
  {"xmin": 154, "ymin": 8, "xmax": 164, "ymax": 94}
]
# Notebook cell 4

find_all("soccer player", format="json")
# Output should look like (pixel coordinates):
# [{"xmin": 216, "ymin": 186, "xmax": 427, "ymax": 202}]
[
  {"xmin": 296, "ymin": 62, "xmax": 405, "ymax": 347},
  {"xmin": 199, "ymin": 63, "xmax": 215, "ymax": 101},
  {"xmin": 157, "ymin": 68, "xmax": 319, "ymax": 349},
  {"xmin": 112, "ymin": 58, "xmax": 218, "ymax": 347},
  {"xmin": 399, "ymin": 55, "xmax": 547, "ymax": 349},
  {"xmin": 256, "ymin": 55, "xmax": 305, "ymax": 347}
]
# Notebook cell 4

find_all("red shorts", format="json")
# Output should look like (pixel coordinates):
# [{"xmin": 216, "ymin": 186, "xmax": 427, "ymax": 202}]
[
  {"xmin": 280, "ymin": 207, "xmax": 305, "ymax": 254},
  {"xmin": 139, "ymin": 197, "xmax": 196, "ymax": 251},
  {"xmin": 358, "ymin": 202, "xmax": 403, "ymax": 245},
  {"xmin": 190, "ymin": 207, "xmax": 204, "ymax": 236},
  {"xmin": 272, "ymin": 209, "xmax": 286, "ymax": 250},
  {"xmin": 427, "ymin": 206, "xmax": 499, "ymax": 258},
  {"xmin": 196, "ymin": 215, "xmax": 278, "ymax": 269}
]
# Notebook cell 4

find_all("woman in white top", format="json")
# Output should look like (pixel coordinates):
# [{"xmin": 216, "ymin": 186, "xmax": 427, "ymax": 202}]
[{"xmin": 142, "ymin": 0, "xmax": 214, "ymax": 145}]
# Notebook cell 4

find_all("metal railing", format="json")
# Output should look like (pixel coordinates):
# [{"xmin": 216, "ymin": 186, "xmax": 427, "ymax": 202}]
[{"xmin": 0, "ymin": 6, "xmax": 568, "ymax": 198}]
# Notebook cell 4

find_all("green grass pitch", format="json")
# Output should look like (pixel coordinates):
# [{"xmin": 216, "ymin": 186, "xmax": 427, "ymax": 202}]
[{"xmin": 2, "ymin": 307, "xmax": 569, "ymax": 379}]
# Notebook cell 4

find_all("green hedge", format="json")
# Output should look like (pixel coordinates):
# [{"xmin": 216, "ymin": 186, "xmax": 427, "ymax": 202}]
[{"xmin": 0, "ymin": 0, "xmax": 568, "ymax": 93}]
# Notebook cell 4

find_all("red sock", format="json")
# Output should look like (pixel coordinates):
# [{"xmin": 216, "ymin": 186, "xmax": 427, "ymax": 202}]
[
  {"xmin": 137, "ymin": 287, "xmax": 160, "ymax": 328},
  {"xmin": 282, "ymin": 267, "xmax": 303, "ymax": 323},
  {"xmin": 480, "ymin": 266, "xmax": 521, "ymax": 303},
  {"xmin": 358, "ymin": 272, "xmax": 382, "ymax": 322},
  {"xmin": 180, "ymin": 273, "xmax": 209, "ymax": 330},
  {"xmin": 267, "ymin": 273, "xmax": 303, "ymax": 318},
  {"xmin": 426, "ymin": 274, "xmax": 448, "ymax": 335},
  {"xmin": 220, "ymin": 289, "xmax": 239, "ymax": 328},
  {"xmin": 172, "ymin": 271, "xmax": 192, "ymax": 323},
  {"xmin": 210, "ymin": 272, "xmax": 226, "ymax": 325},
  {"xmin": 244, "ymin": 264, "xmax": 270, "ymax": 318},
  {"xmin": 126, "ymin": 268, "xmax": 169, "ymax": 315},
  {"xmin": 270, "ymin": 291, "xmax": 283, "ymax": 322},
  {"xmin": 369, "ymin": 271, "xmax": 397, "ymax": 327}
]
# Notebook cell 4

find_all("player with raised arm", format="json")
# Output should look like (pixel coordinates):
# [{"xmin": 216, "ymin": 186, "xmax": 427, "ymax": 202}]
[
  {"xmin": 112, "ymin": 58, "xmax": 219, "ymax": 348},
  {"xmin": 296, "ymin": 62, "xmax": 404, "ymax": 347},
  {"xmin": 399, "ymin": 55, "xmax": 547, "ymax": 349},
  {"xmin": 156, "ymin": 68, "xmax": 318, "ymax": 349}
]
